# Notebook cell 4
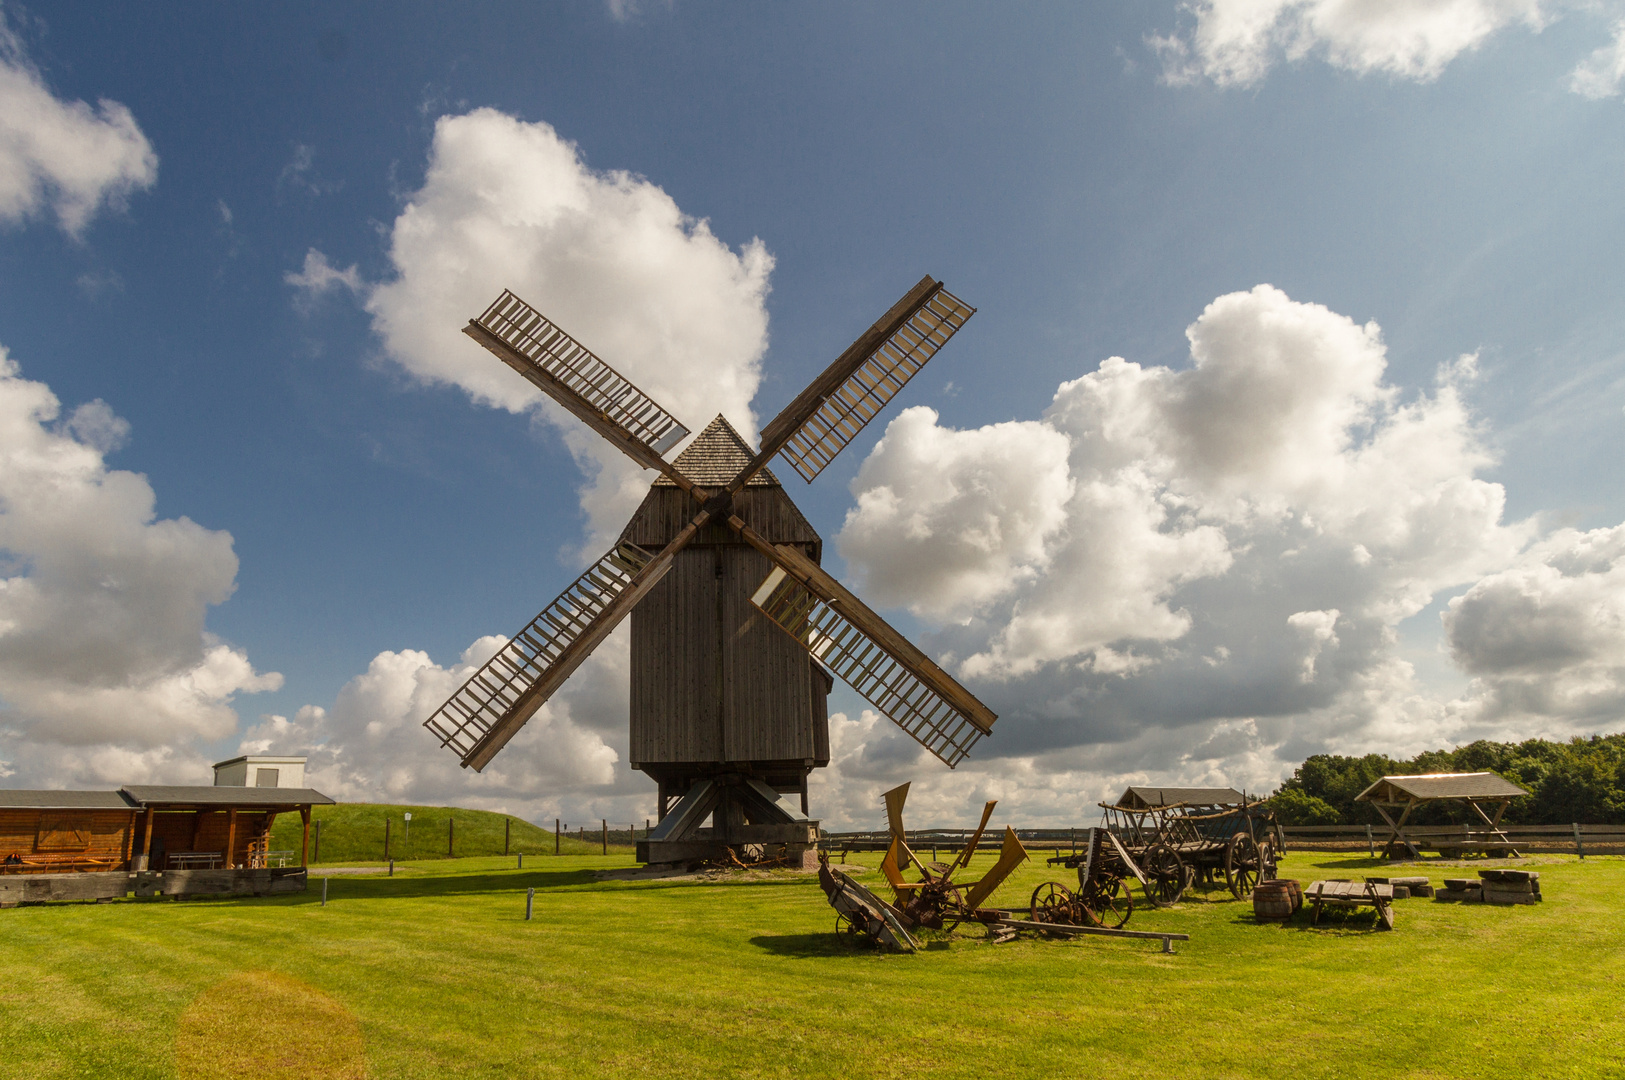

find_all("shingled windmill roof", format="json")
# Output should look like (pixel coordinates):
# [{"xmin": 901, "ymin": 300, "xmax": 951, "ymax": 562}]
[{"xmin": 653, "ymin": 414, "xmax": 779, "ymax": 487}]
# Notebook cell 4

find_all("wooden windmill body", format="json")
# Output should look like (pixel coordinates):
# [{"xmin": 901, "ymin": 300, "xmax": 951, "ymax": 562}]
[
  {"xmin": 421, "ymin": 276, "xmax": 1002, "ymax": 865},
  {"xmin": 623, "ymin": 417, "xmax": 831, "ymax": 858}
]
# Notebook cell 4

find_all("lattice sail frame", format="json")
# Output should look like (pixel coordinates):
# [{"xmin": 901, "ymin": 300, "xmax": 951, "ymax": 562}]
[
  {"xmin": 750, "ymin": 566, "xmax": 986, "ymax": 767},
  {"xmin": 777, "ymin": 286, "xmax": 975, "ymax": 483},
  {"xmin": 473, "ymin": 291, "xmax": 690, "ymax": 457},
  {"xmin": 423, "ymin": 542, "xmax": 653, "ymax": 759}
]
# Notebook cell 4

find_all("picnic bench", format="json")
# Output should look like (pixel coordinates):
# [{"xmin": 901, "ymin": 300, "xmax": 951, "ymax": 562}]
[
  {"xmin": 1306, "ymin": 879, "xmax": 1395, "ymax": 929},
  {"xmin": 1, "ymin": 853, "xmax": 122, "ymax": 874},
  {"xmin": 169, "ymin": 852, "xmax": 222, "ymax": 870}
]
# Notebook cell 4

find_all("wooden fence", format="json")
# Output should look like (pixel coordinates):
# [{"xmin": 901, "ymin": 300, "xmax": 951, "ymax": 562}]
[{"xmin": 820, "ymin": 823, "xmax": 1625, "ymax": 860}]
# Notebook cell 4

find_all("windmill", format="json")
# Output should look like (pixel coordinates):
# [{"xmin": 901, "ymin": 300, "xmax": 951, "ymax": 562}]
[{"xmin": 421, "ymin": 276, "xmax": 998, "ymax": 864}]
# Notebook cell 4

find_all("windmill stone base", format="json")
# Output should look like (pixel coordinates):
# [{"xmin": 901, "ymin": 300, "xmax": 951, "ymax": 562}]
[{"xmin": 637, "ymin": 775, "xmax": 819, "ymax": 868}]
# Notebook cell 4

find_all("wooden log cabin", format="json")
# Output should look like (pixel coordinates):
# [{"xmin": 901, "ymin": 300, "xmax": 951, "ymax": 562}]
[{"xmin": 1, "ymin": 785, "xmax": 332, "ymax": 904}]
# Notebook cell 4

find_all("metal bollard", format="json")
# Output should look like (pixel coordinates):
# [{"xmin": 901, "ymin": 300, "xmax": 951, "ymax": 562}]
[
  {"xmin": 321, "ymin": 877, "xmax": 328, "ymax": 906},
  {"xmin": 518, "ymin": 853, "xmax": 524, "ymax": 869},
  {"xmin": 525, "ymin": 887, "xmax": 534, "ymax": 921},
  {"xmin": 388, "ymin": 859, "xmax": 394, "ymax": 877}
]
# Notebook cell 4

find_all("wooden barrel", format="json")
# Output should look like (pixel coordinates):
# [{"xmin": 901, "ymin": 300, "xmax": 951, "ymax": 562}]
[
  {"xmin": 1253, "ymin": 880, "xmax": 1296, "ymax": 920},
  {"xmin": 1279, "ymin": 878, "xmax": 1303, "ymax": 911}
]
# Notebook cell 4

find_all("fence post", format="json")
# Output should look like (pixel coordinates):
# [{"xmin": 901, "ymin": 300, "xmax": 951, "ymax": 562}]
[
  {"xmin": 321, "ymin": 877, "xmax": 328, "ymax": 906},
  {"xmin": 505, "ymin": 818, "xmax": 511, "ymax": 856},
  {"xmin": 1366, "ymin": 824, "xmax": 1374, "ymax": 858},
  {"xmin": 601, "ymin": 819, "xmax": 607, "ymax": 855},
  {"xmin": 1574, "ymin": 823, "xmax": 1585, "ymax": 860},
  {"xmin": 389, "ymin": 858, "xmax": 394, "ymax": 877},
  {"xmin": 555, "ymin": 818, "xmax": 560, "ymax": 855},
  {"xmin": 525, "ymin": 886, "xmax": 534, "ymax": 921},
  {"xmin": 518, "ymin": 853, "xmax": 523, "ymax": 869}
]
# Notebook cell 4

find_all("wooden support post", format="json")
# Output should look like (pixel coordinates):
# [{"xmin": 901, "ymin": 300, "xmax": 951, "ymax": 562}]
[
  {"xmin": 1575, "ymin": 822, "xmax": 1585, "ymax": 859},
  {"xmin": 384, "ymin": 816, "xmax": 391, "ymax": 861},
  {"xmin": 301, "ymin": 807, "xmax": 311, "ymax": 868},
  {"xmin": 601, "ymin": 819, "xmax": 607, "ymax": 855},
  {"xmin": 555, "ymin": 818, "xmax": 560, "ymax": 855},
  {"xmin": 124, "ymin": 810, "xmax": 137, "ymax": 869},
  {"xmin": 141, "ymin": 807, "xmax": 155, "ymax": 866},
  {"xmin": 226, "ymin": 808, "xmax": 238, "ymax": 871},
  {"xmin": 505, "ymin": 817, "xmax": 511, "ymax": 856}
]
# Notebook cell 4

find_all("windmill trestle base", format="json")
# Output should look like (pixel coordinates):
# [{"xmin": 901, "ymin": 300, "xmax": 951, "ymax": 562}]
[{"xmin": 639, "ymin": 822, "xmax": 819, "ymax": 866}]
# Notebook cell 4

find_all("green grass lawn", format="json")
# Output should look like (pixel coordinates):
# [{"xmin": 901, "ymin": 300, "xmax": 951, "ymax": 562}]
[
  {"xmin": 266, "ymin": 803, "xmax": 635, "ymax": 863},
  {"xmin": 3, "ymin": 849, "xmax": 1621, "ymax": 1079}
]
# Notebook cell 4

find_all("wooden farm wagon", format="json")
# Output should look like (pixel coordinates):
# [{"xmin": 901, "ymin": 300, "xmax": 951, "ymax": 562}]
[
  {"xmin": 1093, "ymin": 787, "xmax": 1281, "ymax": 906},
  {"xmin": 1354, "ymin": 772, "xmax": 1529, "ymax": 859}
]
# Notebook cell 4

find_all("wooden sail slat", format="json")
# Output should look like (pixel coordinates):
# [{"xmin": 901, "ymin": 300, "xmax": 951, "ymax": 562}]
[
  {"xmin": 422, "ymin": 542, "xmax": 655, "ymax": 759},
  {"xmin": 748, "ymin": 561, "xmax": 988, "ymax": 768}
]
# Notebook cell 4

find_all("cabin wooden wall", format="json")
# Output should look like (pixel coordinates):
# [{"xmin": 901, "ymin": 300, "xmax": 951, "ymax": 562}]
[
  {"xmin": 0, "ymin": 809, "xmax": 135, "ymax": 861},
  {"xmin": 144, "ymin": 811, "xmax": 273, "ymax": 867}
]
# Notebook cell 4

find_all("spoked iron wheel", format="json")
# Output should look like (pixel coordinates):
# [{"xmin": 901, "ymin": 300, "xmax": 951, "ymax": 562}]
[
  {"xmin": 1030, "ymin": 880, "xmax": 1079, "ymax": 928},
  {"xmin": 1225, "ymin": 832, "xmax": 1262, "ymax": 899},
  {"xmin": 1141, "ymin": 843, "xmax": 1188, "ymax": 907},
  {"xmin": 1079, "ymin": 873, "xmax": 1134, "ymax": 929}
]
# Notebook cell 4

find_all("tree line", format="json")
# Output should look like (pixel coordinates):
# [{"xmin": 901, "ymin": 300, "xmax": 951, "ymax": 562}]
[{"xmin": 1269, "ymin": 733, "xmax": 1625, "ymax": 826}]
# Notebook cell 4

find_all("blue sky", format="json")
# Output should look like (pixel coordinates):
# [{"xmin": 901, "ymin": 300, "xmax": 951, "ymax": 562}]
[{"xmin": 2, "ymin": 1, "xmax": 1623, "ymax": 826}]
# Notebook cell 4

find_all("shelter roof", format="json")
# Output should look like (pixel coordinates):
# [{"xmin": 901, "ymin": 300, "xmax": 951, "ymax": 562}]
[
  {"xmin": 1116, "ymin": 786, "xmax": 1246, "ymax": 809},
  {"xmin": 0, "ymin": 789, "xmax": 136, "ymax": 810},
  {"xmin": 653, "ymin": 415, "xmax": 778, "ymax": 488},
  {"xmin": 1355, "ymin": 772, "xmax": 1527, "ymax": 803},
  {"xmin": 120, "ymin": 786, "xmax": 334, "ymax": 807}
]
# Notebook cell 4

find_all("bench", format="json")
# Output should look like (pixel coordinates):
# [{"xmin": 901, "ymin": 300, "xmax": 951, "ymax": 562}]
[
  {"xmin": 0, "ymin": 853, "xmax": 121, "ymax": 874},
  {"xmin": 169, "ymin": 852, "xmax": 222, "ymax": 870}
]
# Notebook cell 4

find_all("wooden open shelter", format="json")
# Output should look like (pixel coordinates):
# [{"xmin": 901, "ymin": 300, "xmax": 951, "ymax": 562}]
[
  {"xmin": 1355, "ymin": 772, "xmax": 1529, "ymax": 859},
  {"xmin": 1, "ymin": 785, "xmax": 331, "ymax": 906}
]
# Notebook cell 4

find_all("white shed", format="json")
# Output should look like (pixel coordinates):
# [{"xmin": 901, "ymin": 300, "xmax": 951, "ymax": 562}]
[{"xmin": 213, "ymin": 755, "xmax": 306, "ymax": 789}]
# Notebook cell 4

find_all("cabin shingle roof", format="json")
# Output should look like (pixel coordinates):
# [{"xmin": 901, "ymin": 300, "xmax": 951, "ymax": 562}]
[
  {"xmin": 0, "ymin": 790, "xmax": 136, "ymax": 809},
  {"xmin": 654, "ymin": 415, "xmax": 778, "ymax": 488}
]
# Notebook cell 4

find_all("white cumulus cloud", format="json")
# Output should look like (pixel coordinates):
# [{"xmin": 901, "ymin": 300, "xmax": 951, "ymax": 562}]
[
  {"xmin": 1151, "ymin": 0, "xmax": 1549, "ymax": 88},
  {"xmin": 0, "ymin": 16, "xmax": 157, "ymax": 235},
  {"xmin": 361, "ymin": 108, "xmax": 773, "ymax": 556},
  {"xmin": 1570, "ymin": 19, "xmax": 1625, "ymax": 98},
  {"xmin": 833, "ymin": 284, "xmax": 1537, "ymax": 816},
  {"xmin": 0, "ymin": 348, "xmax": 279, "ymax": 787}
]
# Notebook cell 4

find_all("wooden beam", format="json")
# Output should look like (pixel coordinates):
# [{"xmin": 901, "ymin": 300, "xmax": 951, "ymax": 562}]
[
  {"xmin": 225, "ymin": 808, "xmax": 237, "ymax": 871},
  {"xmin": 141, "ymin": 807, "xmax": 154, "ymax": 863},
  {"xmin": 462, "ymin": 512, "xmax": 706, "ymax": 771},
  {"xmin": 750, "ymin": 276, "xmax": 941, "ymax": 483},
  {"xmin": 300, "ymin": 807, "xmax": 311, "ymax": 868}
]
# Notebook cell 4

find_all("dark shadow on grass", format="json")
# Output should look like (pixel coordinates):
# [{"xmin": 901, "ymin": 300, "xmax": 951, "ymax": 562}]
[
  {"xmin": 178, "ymin": 867, "xmax": 825, "ymax": 907},
  {"xmin": 749, "ymin": 933, "xmax": 878, "ymax": 958}
]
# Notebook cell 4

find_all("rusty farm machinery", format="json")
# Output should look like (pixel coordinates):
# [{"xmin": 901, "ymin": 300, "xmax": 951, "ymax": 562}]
[{"xmin": 816, "ymin": 783, "xmax": 1191, "ymax": 953}]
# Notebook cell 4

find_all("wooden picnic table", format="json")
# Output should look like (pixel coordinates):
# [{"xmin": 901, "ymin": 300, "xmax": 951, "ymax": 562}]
[{"xmin": 1306, "ymin": 879, "xmax": 1395, "ymax": 930}]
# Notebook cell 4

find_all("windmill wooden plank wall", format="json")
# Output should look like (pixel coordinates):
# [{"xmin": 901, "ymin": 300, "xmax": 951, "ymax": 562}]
[{"xmin": 622, "ymin": 418, "xmax": 831, "ymax": 796}]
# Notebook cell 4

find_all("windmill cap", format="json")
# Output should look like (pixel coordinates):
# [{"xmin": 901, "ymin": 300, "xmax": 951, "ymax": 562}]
[{"xmin": 653, "ymin": 414, "xmax": 779, "ymax": 488}]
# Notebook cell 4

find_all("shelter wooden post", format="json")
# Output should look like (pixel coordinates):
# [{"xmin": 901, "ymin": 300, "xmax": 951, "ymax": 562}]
[
  {"xmin": 124, "ymin": 810, "xmax": 137, "ymax": 869},
  {"xmin": 225, "ymin": 808, "xmax": 238, "ymax": 870},
  {"xmin": 141, "ymin": 807, "xmax": 155, "ymax": 864},
  {"xmin": 300, "ymin": 807, "xmax": 311, "ymax": 867}
]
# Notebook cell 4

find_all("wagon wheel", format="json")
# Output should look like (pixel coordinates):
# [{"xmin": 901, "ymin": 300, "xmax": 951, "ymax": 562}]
[
  {"xmin": 1030, "ymin": 880, "xmax": 1079, "ymax": 927},
  {"xmin": 1225, "ymin": 832, "xmax": 1261, "ymax": 899},
  {"xmin": 1141, "ymin": 843, "xmax": 1188, "ymax": 907},
  {"xmin": 834, "ymin": 910, "xmax": 867, "ymax": 941},
  {"xmin": 1080, "ymin": 873, "xmax": 1134, "ymax": 929}
]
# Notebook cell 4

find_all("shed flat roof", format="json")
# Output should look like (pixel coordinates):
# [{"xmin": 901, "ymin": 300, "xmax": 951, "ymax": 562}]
[
  {"xmin": 1355, "ymin": 772, "xmax": 1527, "ymax": 802},
  {"xmin": 120, "ymin": 786, "xmax": 334, "ymax": 807},
  {"xmin": 1116, "ymin": 786, "xmax": 1247, "ymax": 808},
  {"xmin": 0, "ymin": 790, "xmax": 136, "ymax": 810}
]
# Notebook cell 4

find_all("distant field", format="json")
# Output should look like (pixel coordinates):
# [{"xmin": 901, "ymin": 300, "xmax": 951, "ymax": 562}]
[
  {"xmin": 2, "ymin": 849, "xmax": 1620, "ymax": 1079},
  {"xmin": 266, "ymin": 802, "xmax": 635, "ymax": 862}
]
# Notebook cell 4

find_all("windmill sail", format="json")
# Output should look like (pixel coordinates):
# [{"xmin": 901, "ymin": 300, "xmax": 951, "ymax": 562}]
[
  {"xmin": 749, "ymin": 550, "xmax": 995, "ymax": 768},
  {"xmin": 423, "ymin": 542, "xmax": 654, "ymax": 767},
  {"xmin": 759, "ymin": 278, "xmax": 975, "ymax": 484},
  {"xmin": 466, "ymin": 290, "xmax": 690, "ymax": 474}
]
